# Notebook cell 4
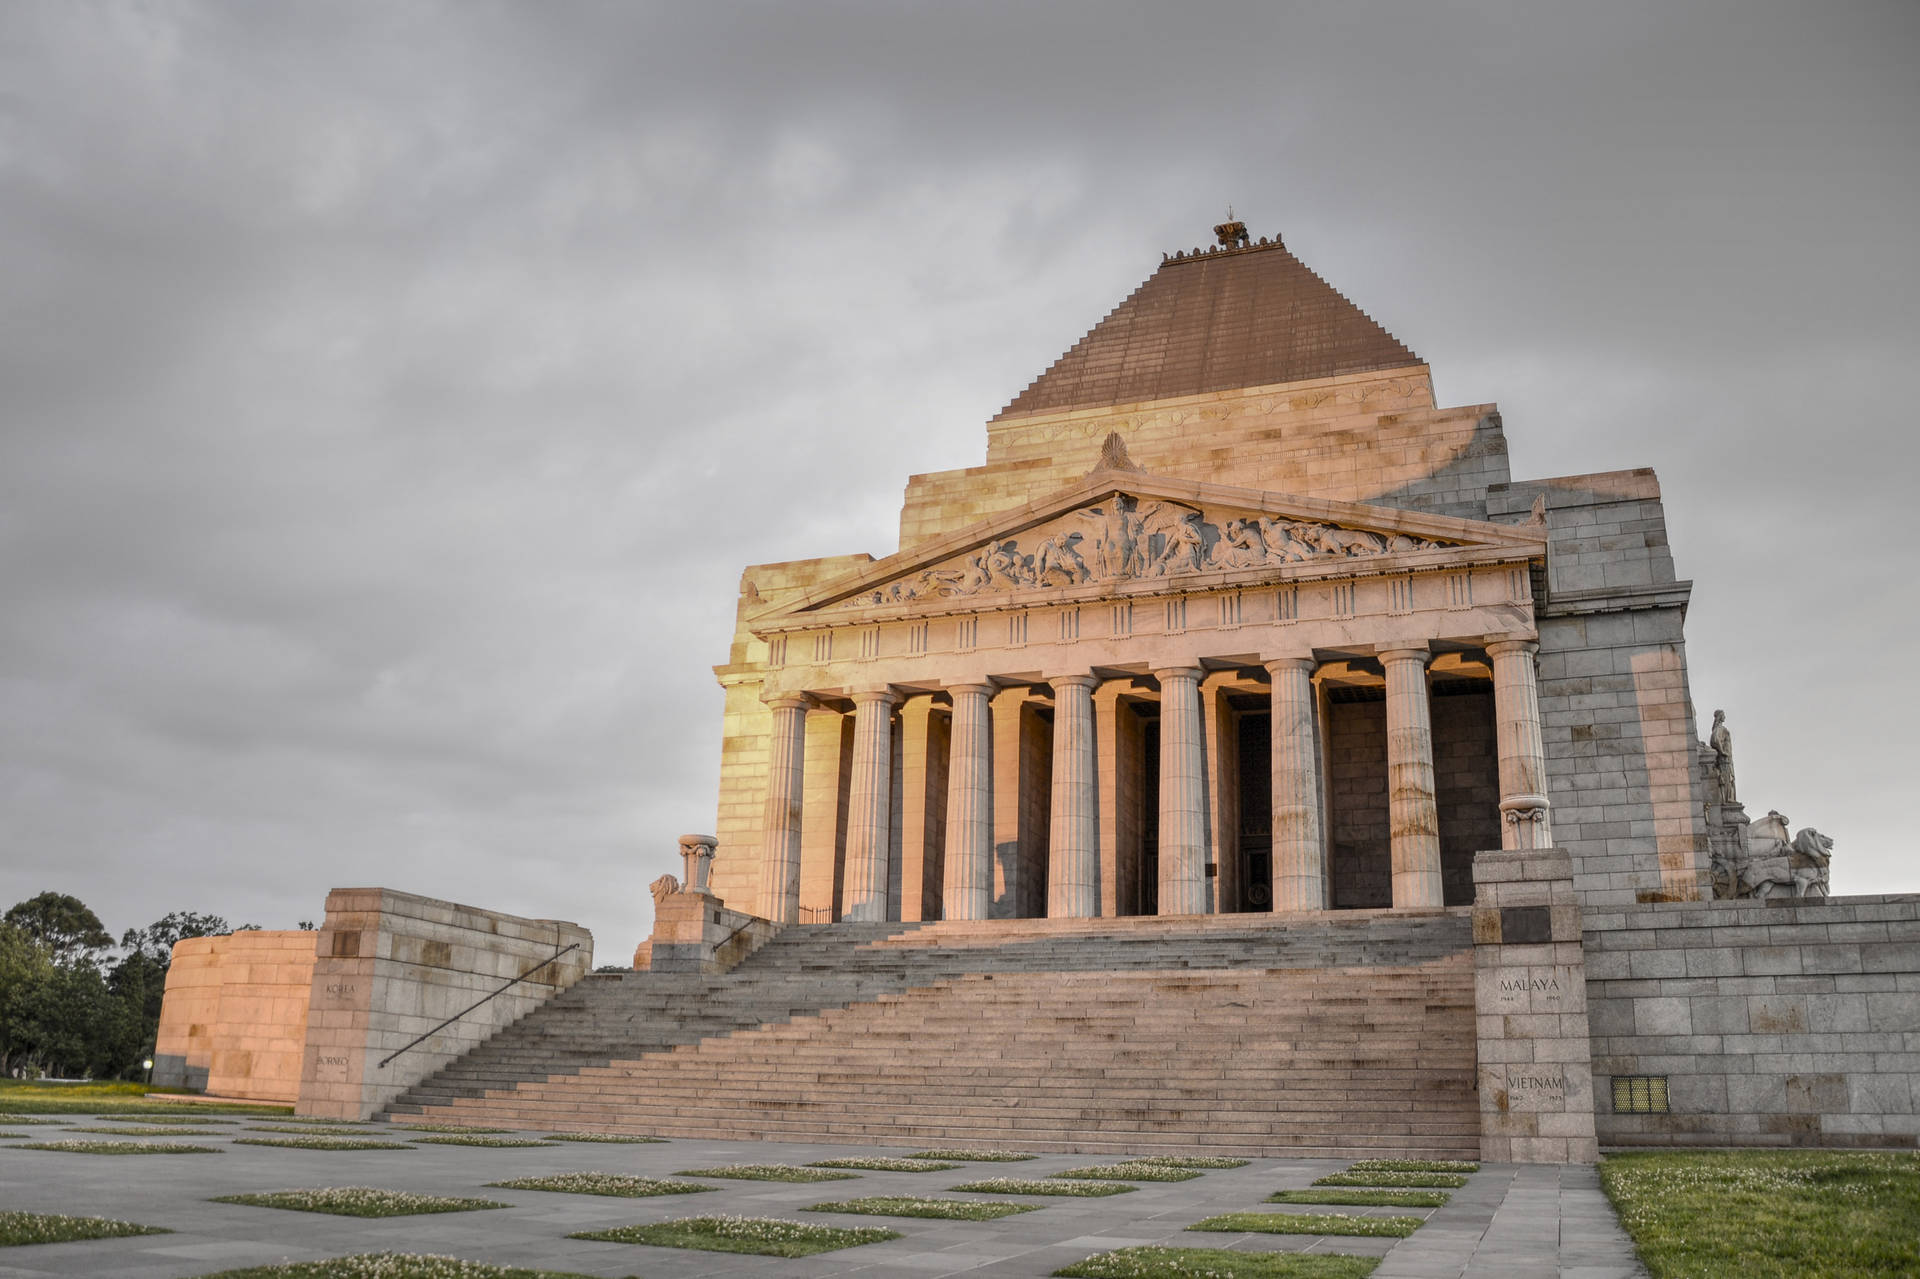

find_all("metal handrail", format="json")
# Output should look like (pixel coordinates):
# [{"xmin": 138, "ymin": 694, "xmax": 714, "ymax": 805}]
[{"xmin": 377, "ymin": 942, "xmax": 581, "ymax": 1069}]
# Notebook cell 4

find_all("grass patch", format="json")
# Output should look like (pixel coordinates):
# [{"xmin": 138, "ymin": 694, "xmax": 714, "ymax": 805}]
[
  {"xmin": 0, "ymin": 1210, "xmax": 171, "ymax": 1246},
  {"xmin": 952, "ymin": 1176, "xmax": 1135, "ymax": 1197},
  {"xmin": 571, "ymin": 1214, "xmax": 898, "ymax": 1257},
  {"xmin": 234, "ymin": 1136, "xmax": 412, "ymax": 1151},
  {"xmin": 1314, "ymin": 1171, "xmax": 1467, "ymax": 1188},
  {"xmin": 544, "ymin": 1131, "xmax": 663, "ymax": 1143},
  {"xmin": 213, "ymin": 1187, "xmax": 507, "ymax": 1217},
  {"xmin": 911, "ymin": 1148, "xmax": 1035, "ymax": 1161},
  {"xmin": 1268, "ymin": 1188, "xmax": 1451, "ymax": 1209},
  {"xmin": 1190, "ymin": 1211, "xmax": 1422, "ymax": 1238},
  {"xmin": 0, "ymin": 1114, "xmax": 67, "ymax": 1125},
  {"xmin": 1600, "ymin": 1150, "xmax": 1920, "ymax": 1279},
  {"xmin": 388, "ymin": 1123, "xmax": 518, "ymax": 1133},
  {"xmin": 192, "ymin": 1255, "xmax": 604, "ymax": 1278},
  {"xmin": 20, "ymin": 1138, "xmax": 217, "ymax": 1155},
  {"xmin": 676, "ymin": 1163, "xmax": 859, "ymax": 1182},
  {"xmin": 1055, "ymin": 1246, "xmax": 1381, "ymax": 1278},
  {"xmin": 248, "ymin": 1124, "xmax": 382, "ymax": 1136},
  {"xmin": 1135, "ymin": 1154, "xmax": 1251, "ymax": 1169},
  {"xmin": 0, "ymin": 1082, "xmax": 285, "ymax": 1117},
  {"xmin": 1053, "ymin": 1161, "xmax": 1202, "ymax": 1182},
  {"xmin": 1346, "ymin": 1158, "xmax": 1476, "ymax": 1173},
  {"xmin": 408, "ymin": 1135, "xmax": 556, "ymax": 1148},
  {"xmin": 72, "ymin": 1124, "xmax": 230, "ymax": 1136},
  {"xmin": 805, "ymin": 1195, "xmax": 1039, "ymax": 1220},
  {"xmin": 809, "ymin": 1156, "xmax": 960, "ymax": 1172},
  {"xmin": 487, "ymin": 1172, "xmax": 716, "ymax": 1198}
]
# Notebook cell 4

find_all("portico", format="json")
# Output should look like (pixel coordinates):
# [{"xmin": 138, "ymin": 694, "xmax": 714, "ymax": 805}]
[{"xmin": 737, "ymin": 462, "xmax": 1552, "ymax": 925}]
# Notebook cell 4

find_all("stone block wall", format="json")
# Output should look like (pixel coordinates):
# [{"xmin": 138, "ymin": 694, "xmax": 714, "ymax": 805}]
[
  {"xmin": 899, "ymin": 370, "xmax": 1514, "ymax": 547},
  {"xmin": 298, "ymin": 888, "xmax": 592, "ymax": 1120},
  {"xmin": 1472, "ymin": 848, "xmax": 1599, "ymax": 1163},
  {"xmin": 1328, "ymin": 696, "xmax": 1390, "ymax": 909},
  {"xmin": 152, "ymin": 930, "xmax": 316, "ymax": 1102},
  {"xmin": 1489, "ymin": 471, "xmax": 1709, "ymax": 910},
  {"xmin": 1434, "ymin": 686, "xmax": 1500, "ymax": 906},
  {"xmin": 1585, "ymin": 895, "xmax": 1920, "ymax": 1148}
]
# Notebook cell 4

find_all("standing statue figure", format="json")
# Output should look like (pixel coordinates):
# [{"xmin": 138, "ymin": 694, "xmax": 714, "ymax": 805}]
[{"xmin": 1709, "ymin": 709, "xmax": 1738, "ymax": 805}]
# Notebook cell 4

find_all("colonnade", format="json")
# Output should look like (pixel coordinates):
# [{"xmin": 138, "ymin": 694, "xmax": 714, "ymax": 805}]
[{"xmin": 755, "ymin": 640, "xmax": 1552, "ymax": 925}]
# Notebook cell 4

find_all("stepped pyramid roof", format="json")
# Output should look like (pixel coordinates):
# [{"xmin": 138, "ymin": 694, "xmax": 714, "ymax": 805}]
[{"xmin": 994, "ymin": 231, "xmax": 1421, "ymax": 421}]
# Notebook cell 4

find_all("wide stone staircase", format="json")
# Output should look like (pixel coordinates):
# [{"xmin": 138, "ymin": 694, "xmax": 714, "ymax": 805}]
[{"xmin": 380, "ymin": 909, "xmax": 1480, "ymax": 1157}]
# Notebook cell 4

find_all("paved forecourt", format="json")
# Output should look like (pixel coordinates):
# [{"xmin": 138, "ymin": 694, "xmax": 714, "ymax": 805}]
[{"xmin": 0, "ymin": 1127, "xmax": 1641, "ymax": 1278}]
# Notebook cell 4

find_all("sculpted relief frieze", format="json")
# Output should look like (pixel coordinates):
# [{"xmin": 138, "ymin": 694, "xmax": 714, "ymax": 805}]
[{"xmin": 852, "ymin": 494, "xmax": 1453, "ymax": 608}]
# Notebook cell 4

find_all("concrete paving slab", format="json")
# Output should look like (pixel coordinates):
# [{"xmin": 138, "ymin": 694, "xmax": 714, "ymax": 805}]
[{"xmin": 0, "ymin": 1127, "xmax": 1645, "ymax": 1277}]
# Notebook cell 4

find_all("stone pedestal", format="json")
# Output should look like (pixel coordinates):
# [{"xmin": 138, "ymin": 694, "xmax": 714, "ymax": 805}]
[
  {"xmin": 644, "ymin": 888, "xmax": 782, "ymax": 975},
  {"xmin": 1471, "ymin": 848, "xmax": 1598, "ymax": 1164}
]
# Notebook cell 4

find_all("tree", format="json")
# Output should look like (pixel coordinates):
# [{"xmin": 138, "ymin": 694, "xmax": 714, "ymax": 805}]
[
  {"xmin": 3, "ymin": 892, "xmax": 111, "ymax": 965},
  {"xmin": 119, "ymin": 911, "xmax": 232, "ymax": 963},
  {"xmin": 0, "ymin": 922, "xmax": 56, "ymax": 1076}
]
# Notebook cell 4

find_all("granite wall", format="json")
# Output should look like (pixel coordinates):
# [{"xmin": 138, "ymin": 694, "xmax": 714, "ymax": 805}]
[
  {"xmin": 1585, "ymin": 895, "xmax": 1920, "ymax": 1148},
  {"xmin": 152, "ymin": 930, "xmax": 316, "ymax": 1102}
]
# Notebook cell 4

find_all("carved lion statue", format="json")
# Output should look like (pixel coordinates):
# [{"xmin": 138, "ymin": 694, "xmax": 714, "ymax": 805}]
[
  {"xmin": 1732, "ymin": 816, "xmax": 1833, "ymax": 900},
  {"xmin": 649, "ymin": 874, "xmax": 682, "ymax": 905}
]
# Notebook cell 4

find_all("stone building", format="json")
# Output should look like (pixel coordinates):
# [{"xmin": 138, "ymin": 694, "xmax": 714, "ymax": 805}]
[{"xmin": 708, "ymin": 222, "xmax": 1708, "ymax": 924}]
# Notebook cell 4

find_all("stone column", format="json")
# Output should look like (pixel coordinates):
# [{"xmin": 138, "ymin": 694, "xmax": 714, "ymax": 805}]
[
  {"xmin": 1047, "ymin": 674, "xmax": 1100, "ymax": 917},
  {"xmin": 840, "ymin": 687, "xmax": 900, "ymax": 923},
  {"xmin": 941, "ymin": 683, "xmax": 994, "ymax": 921},
  {"xmin": 1487, "ymin": 638, "xmax": 1555, "ymax": 851},
  {"xmin": 754, "ymin": 695, "xmax": 809, "ymax": 923},
  {"xmin": 1266, "ymin": 656, "xmax": 1326, "ymax": 912},
  {"xmin": 1156, "ymin": 666, "xmax": 1208, "ymax": 916},
  {"xmin": 1381, "ymin": 646, "xmax": 1444, "ymax": 909}
]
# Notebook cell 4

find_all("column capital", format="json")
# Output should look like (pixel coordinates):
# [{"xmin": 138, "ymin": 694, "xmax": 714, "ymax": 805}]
[
  {"xmin": 944, "ymin": 681, "xmax": 996, "ymax": 698},
  {"xmin": 764, "ymin": 692, "xmax": 812, "ymax": 711},
  {"xmin": 1047, "ymin": 673, "xmax": 1102, "ymax": 691},
  {"xmin": 848, "ymin": 686, "xmax": 901, "ymax": 709},
  {"xmin": 1262, "ymin": 655, "xmax": 1317, "ymax": 675},
  {"xmin": 1152, "ymin": 665, "xmax": 1205, "ymax": 684},
  {"xmin": 1377, "ymin": 645, "xmax": 1431, "ymax": 665},
  {"xmin": 1484, "ymin": 637, "xmax": 1540, "ymax": 660}
]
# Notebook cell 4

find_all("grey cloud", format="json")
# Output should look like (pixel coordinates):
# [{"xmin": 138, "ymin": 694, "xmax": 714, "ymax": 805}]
[{"xmin": 1, "ymin": 0, "xmax": 1914, "ymax": 954}]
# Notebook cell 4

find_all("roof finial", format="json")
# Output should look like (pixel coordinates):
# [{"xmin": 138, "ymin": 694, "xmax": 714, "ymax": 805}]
[{"xmin": 1214, "ymin": 208, "xmax": 1249, "ymax": 249}]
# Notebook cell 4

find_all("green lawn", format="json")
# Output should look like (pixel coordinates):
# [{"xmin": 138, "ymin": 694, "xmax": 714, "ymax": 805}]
[
  {"xmin": 675, "ymin": 1163, "xmax": 858, "ymax": 1182},
  {"xmin": 1600, "ymin": 1150, "xmax": 1920, "ymax": 1279},
  {"xmin": 212, "ymin": 1188, "xmax": 507, "ymax": 1217},
  {"xmin": 486, "ymin": 1172, "xmax": 715, "ymax": 1198},
  {"xmin": 194, "ymin": 1256, "xmax": 607, "ymax": 1279},
  {"xmin": 805, "ymin": 1195, "xmax": 1040, "ymax": 1220},
  {"xmin": 1189, "ymin": 1211, "xmax": 1422, "ymax": 1238},
  {"xmin": 0, "ymin": 1210, "xmax": 170, "ymax": 1246},
  {"xmin": 1267, "ymin": 1188, "xmax": 1451, "ymax": 1209},
  {"xmin": 0, "ymin": 1081, "xmax": 286, "ymax": 1118},
  {"xmin": 570, "ymin": 1215, "xmax": 898, "ymax": 1257},
  {"xmin": 1055, "ymin": 1247, "xmax": 1380, "ymax": 1278}
]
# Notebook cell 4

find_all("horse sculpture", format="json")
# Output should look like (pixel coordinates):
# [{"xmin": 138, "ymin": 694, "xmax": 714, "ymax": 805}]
[{"xmin": 1726, "ymin": 811, "xmax": 1833, "ymax": 900}]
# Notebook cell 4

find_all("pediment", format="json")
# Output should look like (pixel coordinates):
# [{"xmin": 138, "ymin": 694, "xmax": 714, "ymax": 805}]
[{"xmin": 750, "ymin": 468, "xmax": 1545, "ymax": 629}]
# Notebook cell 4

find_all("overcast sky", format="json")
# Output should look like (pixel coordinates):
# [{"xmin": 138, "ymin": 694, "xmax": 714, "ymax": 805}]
[{"xmin": 2, "ymin": 2, "xmax": 1915, "ymax": 961}]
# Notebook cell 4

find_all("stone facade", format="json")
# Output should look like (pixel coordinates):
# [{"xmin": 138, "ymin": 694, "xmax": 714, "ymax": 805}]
[{"xmin": 706, "ymin": 232, "xmax": 1710, "ymax": 926}]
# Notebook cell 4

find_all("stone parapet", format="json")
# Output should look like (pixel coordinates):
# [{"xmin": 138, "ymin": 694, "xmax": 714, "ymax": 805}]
[
  {"xmin": 297, "ymin": 888, "xmax": 592, "ymax": 1121},
  {"xmin": 1584, "ymin": 893, "xmax": 1920, "ymax": 1148},
  {"xmin": 1472, "ymin": 847, "xmax": 1600, "ymax": 1164},
  {"xmin": 642, "ymin": 890, "xmax": 782, "ymax": 974}
]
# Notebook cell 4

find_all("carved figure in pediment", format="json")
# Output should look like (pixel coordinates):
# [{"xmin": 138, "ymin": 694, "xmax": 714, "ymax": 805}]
[
  {"xmin": 1073, "ymin": 497, "xmax": 1148, "ymax": 581},
  {"xmin": 1387, "ymin": 533, "xmax": 1438, "ymax": 553},
  {"xmin": 1311, "ymin": 525, "xmax": 1387, "ymax": 557},
  {"xmin": 985, "ymin": 540, "xmax": 1030, "ymax": 589},
  {"xmin": 1258, "ymin": 518, "xmax": 1320, "ymax": 563},
  {"xmin": 1146, "ymin": 508, "xmax": 1207, "ymax": 577},
  {"xmin": 1033, "ymin": 530, "xmax": 1090, "ymax": 585},
  {"xmin": 1211, "ymin": 518, "xmax": 1269, "ymax": 569}
]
